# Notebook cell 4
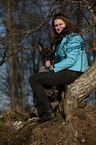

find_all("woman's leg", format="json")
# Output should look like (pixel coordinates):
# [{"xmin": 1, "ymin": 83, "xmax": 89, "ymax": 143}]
[
  {"xmin": 29, "ymin": 70, "xmax": 82, "ymax": 103},
  {"xmin": 29, "ymin": 70, "xmax": 82, "ymax": 123}
]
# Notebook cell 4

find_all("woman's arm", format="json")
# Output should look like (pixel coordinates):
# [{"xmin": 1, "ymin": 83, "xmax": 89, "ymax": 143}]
[{"xmin": 53, "ymin": 35, "xmax": 85, "ymax": 73}]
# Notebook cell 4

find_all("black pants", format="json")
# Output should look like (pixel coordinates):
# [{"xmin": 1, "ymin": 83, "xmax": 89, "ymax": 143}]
[{"xmin": 29, "ymin": 70, "xmax": 83, "ymax": 105}]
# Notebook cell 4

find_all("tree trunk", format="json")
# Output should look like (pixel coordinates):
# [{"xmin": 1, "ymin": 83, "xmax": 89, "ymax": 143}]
[
  {"xmin": 63, "ymin": 60, "xmax": 96, "ymax": 144},
  {"xmin": 7, "ymin": 0, "xmax": 19, "ymax": 107},
  {"xmin": 13, "ymin": 53, "xmax": 19, "ymax": 104},
  {"xmin": 64, "ymin": 60, "xmax": 96, "ymax": 118},
  {"xmin": 7, "ymin": 0, "xmax": 15, "ymax": 107},
  {"xmin": 21, "ymin": 50, "xmax": 25, "ymax": 109}
]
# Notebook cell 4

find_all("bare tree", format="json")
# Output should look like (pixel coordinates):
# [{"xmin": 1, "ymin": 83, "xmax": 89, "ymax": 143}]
[{"xmin": 6, "ymin": 0, "xmax": 19, "ymax": 106}]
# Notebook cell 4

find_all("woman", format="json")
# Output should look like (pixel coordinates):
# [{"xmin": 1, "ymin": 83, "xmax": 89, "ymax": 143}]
[{"xmin": 29, "ymin": 12, "xmax": 89, "ymax": 123}]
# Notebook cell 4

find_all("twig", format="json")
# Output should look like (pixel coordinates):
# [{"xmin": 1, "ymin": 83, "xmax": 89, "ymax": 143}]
[{"xmin": 56, "ymin": 136, "xmax": 64, "ymax": 144}]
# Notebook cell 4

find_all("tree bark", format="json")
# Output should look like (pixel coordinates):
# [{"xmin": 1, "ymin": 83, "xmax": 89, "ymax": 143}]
[
  {"xmin": 7, "ymin": 0, "xmax": 15, "ymax": 106},
  {"xmin": 64, "ymin": 60, "xmax": 96, "ymax": 118},
  {"xmin": 21, "ymin": 50, "xmax": 25, "ymax": 109},
  {"xmin": 63, "ymin": 60, "xmax": 96, "ymax": 144},
  {"xmin": 7, "ymin": 0, "xmax": 19, "ymax": 107}
]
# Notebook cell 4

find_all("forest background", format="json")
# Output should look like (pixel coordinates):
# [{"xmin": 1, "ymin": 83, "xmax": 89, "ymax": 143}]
[{"xmin": 0, "ymin": 0, "xmax": 96, "ymax": 114}]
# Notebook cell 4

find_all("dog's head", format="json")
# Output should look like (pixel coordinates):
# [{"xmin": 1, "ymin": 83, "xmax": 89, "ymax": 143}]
[{"xmin": 38, "ymin": 43, "xmax": 56, "ymax": 68}]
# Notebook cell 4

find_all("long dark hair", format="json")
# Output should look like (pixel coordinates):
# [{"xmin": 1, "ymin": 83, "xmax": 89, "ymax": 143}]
[{"xmin": 52, "ymin": 12, "xmax": 77, "ymax": 45}]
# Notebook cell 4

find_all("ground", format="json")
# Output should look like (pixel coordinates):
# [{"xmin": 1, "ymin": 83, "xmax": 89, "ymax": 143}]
[{"xmin": 0, "ymin": 104, "xmax": 96, "ymax": 145}]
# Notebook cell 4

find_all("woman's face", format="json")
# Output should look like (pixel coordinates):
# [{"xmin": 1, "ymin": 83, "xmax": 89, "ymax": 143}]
[{"xmin": 54, "ymin": 19, "xmax": 66, "ymax": 34}]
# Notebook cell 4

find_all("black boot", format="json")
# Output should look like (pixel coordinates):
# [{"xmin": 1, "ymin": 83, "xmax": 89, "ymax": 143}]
[{"xmin": 37, "ymin": 103, "xmax": 57, "ymax": 124}]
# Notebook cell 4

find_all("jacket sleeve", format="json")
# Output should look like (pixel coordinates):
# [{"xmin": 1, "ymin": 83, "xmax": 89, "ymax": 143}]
[{"xmin": 53, "ymin": 35, "xmax": 85, "ymax": 73}]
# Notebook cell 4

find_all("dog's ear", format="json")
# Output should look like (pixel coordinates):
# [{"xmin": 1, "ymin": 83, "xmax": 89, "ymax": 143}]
[{"xmin": 38, "ymin": 43, "xmax": 43, "ymax": 52}]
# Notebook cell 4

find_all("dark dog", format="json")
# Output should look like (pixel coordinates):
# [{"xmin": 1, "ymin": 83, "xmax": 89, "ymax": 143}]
[
  {"xmin": 29, "ymin": 43, "xmax": 66, "ymax": 119},
  {"xmin": 38, "ymin": 42, "xmax": 61, "ymax": 101},
  {"xmin": 38, "ymin": 42, "xmax": 56, "ymax": 71}
]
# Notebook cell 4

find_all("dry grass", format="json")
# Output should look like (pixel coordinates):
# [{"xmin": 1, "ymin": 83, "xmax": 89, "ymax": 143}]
[{"xmin": 0, "ymin": 104, "xmax": 96, "ymax": 145}]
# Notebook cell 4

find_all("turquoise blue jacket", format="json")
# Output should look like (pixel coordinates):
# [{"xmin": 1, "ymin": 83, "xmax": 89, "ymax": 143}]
[{"xmin": 53, "ymin": 33, "xmax": 89, "ymax": 73}]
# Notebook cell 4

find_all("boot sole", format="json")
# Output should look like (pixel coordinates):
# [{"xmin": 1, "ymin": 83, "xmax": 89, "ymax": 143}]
[{"xmin": 37, "ymin": 116, "xmax": 57, "ymax": 124}]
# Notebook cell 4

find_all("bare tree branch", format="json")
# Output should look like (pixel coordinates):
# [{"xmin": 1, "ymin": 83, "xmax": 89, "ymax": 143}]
[{"xmin": 0, "ymin": 1, "xmax": 96, "ymax": 66}]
